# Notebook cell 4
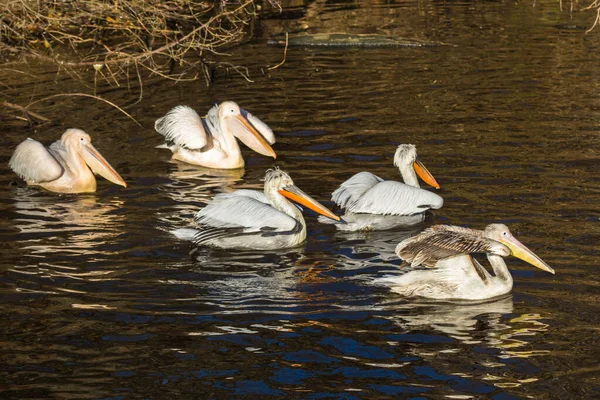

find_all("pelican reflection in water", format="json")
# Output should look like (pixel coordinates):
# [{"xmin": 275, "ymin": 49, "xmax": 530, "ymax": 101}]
[
  {"xmin": 11, "ymin": 192, "xmax": 125, "ymax": 258},
  {"xmin": 376, "ymin": 224, "xmax": 554, "ymax": 300},
  {"xmin": 155, "ymin": 101, "xmax": 276, "ymax": 169},
  {"xmin": 9, "ymin": 129, "xmax": 127, "ymax": 194},
  {"xmin": 389, "ymin": 296, "xmax": 515, "ymax": 343},
  {"xmin": 156, "ymin": 164, "xmax": 246, "ymax": 231},
  {"xmin": 174, "ymin": 168, "xmax": 341, "ymax": 250},
  {"xmin": 161, "ymin": 163, "xmax": 245, "ymax": 205},
  {"xmin": 319, "ymin": 144, "xmax": 443, "ymax": 231}
]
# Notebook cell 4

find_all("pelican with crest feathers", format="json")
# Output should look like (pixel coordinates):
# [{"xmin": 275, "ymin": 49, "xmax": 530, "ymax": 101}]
[
  {"xmin": 174, "ymin": 168, "xmax": 341, "ymax": 250},
  {"xmin": 375, "ymin": 224, "xmax": 555, "ymax": 300},
  {"xmin": 9, "ymin": 129, "xmax": 127, "ymax": 193},
  {"xmin": 155, "ymin": 101, "xmax": 276, "ymax": 169},
  {"xmin": 319, "ymin": 144, "xmax": 443, "ymax": 231}
]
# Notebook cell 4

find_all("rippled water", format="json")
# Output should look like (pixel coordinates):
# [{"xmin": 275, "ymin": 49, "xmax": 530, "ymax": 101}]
[{"xmin": 1, "ymin": 0, "xmax": 599, "ymax": 398}]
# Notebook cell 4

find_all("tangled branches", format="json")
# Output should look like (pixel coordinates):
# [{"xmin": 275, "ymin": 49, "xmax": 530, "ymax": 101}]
[
  {"xmin": 583, "ymin": 0, "xmax": 600, "ymax": 32},
  {"xmin": 0, "ymin": 0, "xmax": 274, "ymax": 86}
]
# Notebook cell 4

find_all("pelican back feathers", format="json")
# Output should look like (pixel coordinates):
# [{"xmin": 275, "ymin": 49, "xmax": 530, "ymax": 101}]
[
  {"xmin": 347, "ymin": 180, "xmax": 443, "ymax": 215},
  {"xmin": 396, "ymin": 225, "xmax": 509, "ymax": 268},
  {"xmin": 195, "ymin": 192, "xmax": 296, "ymax": 231},
  {"xmin": 191, "ymin": 185, "xmax": 303, "ymax": 249},
  {"xmin": 331, "ymin": 171, "xmax": 383, "ymax": 210}
]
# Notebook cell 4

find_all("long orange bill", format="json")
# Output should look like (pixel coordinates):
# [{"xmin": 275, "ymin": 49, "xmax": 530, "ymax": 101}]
[
  {"xmin": 278, "ymin": 185, "xmax": 340, "ymax": 221},
  {"xmin": 500, "ymin": 235, "xmax": 555, "ymax": 274},
  {"xmin": 232, "ymin": 114, "xmax": 277, "ymax": 159},
  {"xmin": 81, "ymin": 144, "xmax": 127, "ymax": 187},
  {"xmin": 413, "ymin": 159, "xmax": 440, "ymax": 189}
]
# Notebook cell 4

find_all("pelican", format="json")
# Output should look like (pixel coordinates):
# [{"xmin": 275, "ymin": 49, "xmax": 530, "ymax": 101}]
[
  {"xmin": 319, "ymin": 144, "xmax": 443, "ymax": 231},
  {"xmin": 9, "ymin": 129, "xmax": 127, "ymax": 194},
  {"xmin": 174, "ymin": 168, "xmax": 340, "ymax": 250},
  {"xmin": 155, "ymin": 101, "xmax": 276, "ymax": 169},
  {"xmin": 375, "ymin": 224, "xmax": 555, "ymax": 300}
]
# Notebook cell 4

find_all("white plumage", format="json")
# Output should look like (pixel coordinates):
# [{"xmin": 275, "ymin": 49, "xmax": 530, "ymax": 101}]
[
  {"xmin": 10, "ymin": 138, "xmax": 64, "ymax": 183},
  {"xmin": 155, "ymin": 101, "xmax": 276, "ymax": 169},
  {"xmin": 375, "ymin": 224, "xmax": 555, "ymax": 300},
  {"xmin": 343, "ymin": 180, "xmax": 443, "ymax": 215},
  {"xmin": 195, "ymin": 192, "xmax": 298, "ymax": 232},
  {"xmin": 9, "ymin": 129, "xmax": 126, "ymax": 193},
  {"xmin": 320, "ymin": 144, "xmax": 443, "ymax": 231},
  {"xmin": 155, "ymin": 105, "xmax": 212, "ymax": 150},
  {"xmin": 174, "ymin": 168, "xmax": 340, "ymax": 250}
]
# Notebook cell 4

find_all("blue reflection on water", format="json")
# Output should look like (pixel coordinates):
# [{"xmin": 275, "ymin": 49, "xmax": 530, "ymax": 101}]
[
  {"xmin": 415, "ymin": 365, "xmax": 495, "ymax": 394},
  {"xmin": 320, "ymin": 337, "xmax": 394, "ymax": 359},
  {"xmin": 215, "ymin": 380, "xmax": 285, "ymax": 396}
]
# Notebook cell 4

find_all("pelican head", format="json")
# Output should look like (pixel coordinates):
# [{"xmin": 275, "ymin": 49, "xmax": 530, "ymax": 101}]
[
  {"xmin": 264, "ymin": 168, "xmax": 340, "ymax": 221},
  {"xmin": 218, "ymin": 101, "xmax": 277, "ymax": 159},
  {"xmin": 393, "ymin": 144, "xmax": 440, "ymax": 189},
  {"xmin": 63, "ymin": 129, "xmax": 127, "ymax": 187},
  {"xmin": 484, "ymin": 224, "xmax": 554, "ymax": 274}
]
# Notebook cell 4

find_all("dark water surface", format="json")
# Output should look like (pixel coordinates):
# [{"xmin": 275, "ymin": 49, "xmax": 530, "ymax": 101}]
[{"xmin": 1, "ymin": 0, "xmax": 599, "ymax": 398}]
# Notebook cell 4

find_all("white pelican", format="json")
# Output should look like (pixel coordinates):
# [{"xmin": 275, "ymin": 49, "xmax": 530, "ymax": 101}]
[
  {"xmin": 174, "ymin": 168, "xmax": 341, "ymax": 250},
  {"xmin": 155, "ymin": 101, "xmax": 276, "ymax": 169},
  {"xmin": 376, "ymin": 224, "xmax": 555, "ymax": 300},
  {"xmin": 319, "ymin": 144, "xmax": 443, "ymax": 231},
  {"xmin": 9, "ymin": 129, "xmax": 127, "ymax": 194}
]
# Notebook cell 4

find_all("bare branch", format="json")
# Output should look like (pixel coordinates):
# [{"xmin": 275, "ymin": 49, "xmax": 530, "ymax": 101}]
[
  {"xmin": 2, "ymin": 100, "xmax": 51, "ymax": 123},
  {"xmin": 26, "ymin": 93, "xmax": 141, "ymax": 126}
]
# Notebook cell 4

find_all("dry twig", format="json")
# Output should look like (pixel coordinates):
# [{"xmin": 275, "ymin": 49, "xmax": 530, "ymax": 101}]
[
  {"xmin": 2, "ymin": 101, "xmax": 50, "ymax": 123},
  {"xmin": 267, "ymin": 32, "xmax": 288, "ymax": 70},
  {"xmin": 583, "ymin": 0, "xmax": 600, "ymax": 32},
  {"xmin": 25, "ymin": 93, "xmax": 141, "ymax": 126}
]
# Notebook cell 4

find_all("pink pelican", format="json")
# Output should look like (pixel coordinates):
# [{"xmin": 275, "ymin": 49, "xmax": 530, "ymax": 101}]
[
  {"xmin": 9, "ymin": 129, "xmax": 127, "ymax": 194},
  {"xmin": 155, "ymin": 101, "xmax": 276, "ymax": 169}
]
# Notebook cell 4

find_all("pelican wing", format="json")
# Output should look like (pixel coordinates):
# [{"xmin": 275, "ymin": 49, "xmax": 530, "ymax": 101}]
[
  {"xmin": 155, "ymin": 105, "xmax": 213, "ymax": 150},
  {"xmin": 9, "ymin": 138, "xmax": 63, "ymax": 183},
  {"xmin": 193, "ymin": 192, "xmax": 298, "ymax": 244},
  {"xmin": 227, "ymin": 189, "xmax": 269, "ymax": 203},
  {"xmin": 396, "ymin": 225, "xmax": 504, "ymax": 268},
  {"xmin": 228, "ymin": 189, "xmax": 302, "ymax": 211},
  {"xmin": 331, "ymin": 171, "xmax": 383, "ymax": 209},
  {"xmin": 348, "ymin": 180, "xmax": 443, "ymax": 215}
]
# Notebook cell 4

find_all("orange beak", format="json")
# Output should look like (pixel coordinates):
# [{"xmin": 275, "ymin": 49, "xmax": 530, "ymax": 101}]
[
  {"xmin": 278, "ymin": 185, "xmax": 340, "ymax": 221},
  {"xmin": 413, "ymin": 159, "xmax": 440, "ymax": 189}
]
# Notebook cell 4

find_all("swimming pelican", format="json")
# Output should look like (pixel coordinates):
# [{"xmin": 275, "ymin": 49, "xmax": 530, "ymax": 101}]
[
  {"xmin": 375, "ymin": 224, "xmax": 555, "ymax": 300},
  {"xmin": 319, "ymin": 144, "xmax": 443, "ymax": 231},
  {"xmin": 174, "ymin": 168, "xmax": 340, "ymax": 250},
  {"xmin": 155, "ymin": 101, "xmax": 276, "ymax": 169},
  {"xmin": 9, "ymin": 129, "xmax": 127, "ymax": 194}
]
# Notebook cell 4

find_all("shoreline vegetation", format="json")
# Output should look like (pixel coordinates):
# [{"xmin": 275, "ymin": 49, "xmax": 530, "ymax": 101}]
[
  {"xmin": 1, "ymin": 0, "xmax": 280, "ymax": 79},
  {"xmin": 0, "ymin": 0, "xmax": 598, "ymax": 125},
  {"xmin": 0, "ymin": 0, "xmax": 281, "ymax": 124}
]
